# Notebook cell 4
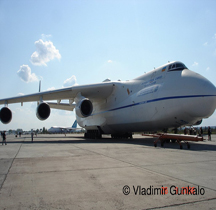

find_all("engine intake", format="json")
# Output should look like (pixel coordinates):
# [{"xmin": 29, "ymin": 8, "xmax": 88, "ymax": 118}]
[
  {"xmin": 0, "ymin": 107, "xmax": 12, "ymax": 124},
  {"xmin": 75, "ymin": 98, "xmax": 93, "ymax": 118},
  {"xmin": 36, "ymin": 102, "xmax": 51, "ymax": 121}
]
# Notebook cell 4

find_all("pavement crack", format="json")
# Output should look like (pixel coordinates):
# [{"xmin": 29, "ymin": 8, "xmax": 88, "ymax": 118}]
[
  {"xmin": 9, "ymin": 165, "xmax": 135, "ymax": 175},
  {"xmin": 0, "ymin": 140, "xmax": 23, "ymax": 191}
]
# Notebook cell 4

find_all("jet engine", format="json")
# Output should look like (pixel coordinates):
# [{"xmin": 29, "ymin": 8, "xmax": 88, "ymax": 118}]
[
  {"xmin": 36, "ymin": 102, "xmax": 51, "ymax": 121},
  {"xmin": 75, "ymin": 98, "xmax": 93, "ymax": 118},
  {"xmin": 0, "ymin": 107, "xmax": 12, "ymax": 124}
]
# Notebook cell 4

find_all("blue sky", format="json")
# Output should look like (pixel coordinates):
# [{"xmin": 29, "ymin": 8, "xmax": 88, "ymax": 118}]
[{"xmin": 0, "ymin": 0, "xmax": 216, "ymax": 131}]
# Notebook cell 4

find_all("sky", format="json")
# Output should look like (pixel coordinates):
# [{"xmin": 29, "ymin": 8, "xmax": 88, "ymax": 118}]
[{"xmin": 0, "ymin": 0, "xmax": 216, "ymax": 131}]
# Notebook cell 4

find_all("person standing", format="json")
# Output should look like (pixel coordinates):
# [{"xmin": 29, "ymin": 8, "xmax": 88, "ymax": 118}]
[
  {"xmin": 208, "ymin": 126, "xmax": 211, "ymax": 141},
  {"xmin": 31, "ymin": 132, "xmax": 34, "ymax": 142},
  {"xmin": 200, "ymin": 127, "xmax": 203, "ymax": 137},
  {"xmin": 184, "ymin": 127, "xmax": 187, "ymax": 135},
  {"xmin": 2, "ymin": 131, "xmax": 7, "ymax": 145}
]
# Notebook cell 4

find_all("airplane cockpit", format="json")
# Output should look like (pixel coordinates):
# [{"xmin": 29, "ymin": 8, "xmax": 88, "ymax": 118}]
[{"xmin": 168, "ymin": 62, "xmax": 188, "ymax": 72}]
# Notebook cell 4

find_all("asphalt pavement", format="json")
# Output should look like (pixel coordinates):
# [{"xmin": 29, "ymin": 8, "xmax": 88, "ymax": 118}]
[{"xmin": 0, "ymin": 133, "xmax": 216, "ymax": 210}]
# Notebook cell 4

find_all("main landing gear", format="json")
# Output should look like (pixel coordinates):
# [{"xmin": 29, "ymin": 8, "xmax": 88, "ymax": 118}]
[
  {"xmin": 111, "ymin": 133, "xmax": 133, "ymax": 139},
  {"xmin": 84, "ymin": 130, "xmax": 102, "ymax": 139},
  {"xmin": 84, "ymin": 130, "xmax": 133, "ymax": 140}
]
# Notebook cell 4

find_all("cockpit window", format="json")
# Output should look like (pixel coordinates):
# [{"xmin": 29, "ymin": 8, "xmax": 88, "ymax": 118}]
[{"xmin": 168, "ymin": 62, "xmax": 187, "ymax": 72}]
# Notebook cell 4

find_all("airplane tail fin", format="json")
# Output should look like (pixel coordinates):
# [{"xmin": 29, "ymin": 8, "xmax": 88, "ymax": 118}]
[{"xmin": 72, "ymin": 120, "xmax": 77, "ymax": 128}]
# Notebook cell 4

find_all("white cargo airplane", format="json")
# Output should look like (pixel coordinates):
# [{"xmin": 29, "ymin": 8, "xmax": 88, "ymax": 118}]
[
  {"xmin": 48, "ymin": 120, "xmax": 78, "ymax": 134},
  {"xmin": 0, "ymin": 61, "xmax": 216, "ymax": 139}
]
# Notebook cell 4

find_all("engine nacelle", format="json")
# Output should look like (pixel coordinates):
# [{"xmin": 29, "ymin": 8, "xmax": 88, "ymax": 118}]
[
  {"xmin": 75, "ymin": 98, "xmax": 93, "ymax": 118},
  {"xmin": 0, "ymin": 107, "xmax": 12, "ymax": 124},
  {"xmin": 36, "ymin": 102, "xmax": 51, "ymax": 121}
]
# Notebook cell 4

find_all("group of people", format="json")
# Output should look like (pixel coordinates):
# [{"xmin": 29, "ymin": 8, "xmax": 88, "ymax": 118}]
[
  {"xmin": 184, "ymin": 126, "xmax": 212, "ymax": 141},
  {"xmin": 1, "ymin": 131, "xmax": 35, "ymax": 145},
  {"xmin": 200, "ymin": 126, "xmax": 212, "ymax": 140},
  {"xmin": 0, "ymin": 126, "xmax": 214, "ymax": 144}
]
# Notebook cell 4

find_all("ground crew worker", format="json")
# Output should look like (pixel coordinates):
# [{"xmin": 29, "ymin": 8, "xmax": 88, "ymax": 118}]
[
  {"xmin": 208, "ymin": 126, "xmax": 211, "ymax": 141},
  {"xmin": 31, "ymin": 132, "xmax": 34, "ymax": 142},
  {"xmin": 2, "ymin": 131, "xmax": 7, "ymax": 145}
]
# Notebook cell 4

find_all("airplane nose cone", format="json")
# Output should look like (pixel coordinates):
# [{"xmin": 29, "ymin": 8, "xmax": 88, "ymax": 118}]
[{"xmin": 182, "ymin": 70, "xmax": 216, "ymax": 118}]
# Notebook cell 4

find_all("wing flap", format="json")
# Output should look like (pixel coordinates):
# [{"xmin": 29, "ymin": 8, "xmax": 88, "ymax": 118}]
[{"xmin": 48, "ymin": 102, "xmax": 75, "ymax": 111}]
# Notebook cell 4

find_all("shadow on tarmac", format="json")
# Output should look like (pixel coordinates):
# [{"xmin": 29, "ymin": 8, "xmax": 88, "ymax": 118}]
[{"xmin": 5, "ymin": 135, "xmax": 216, "ymax": 151}]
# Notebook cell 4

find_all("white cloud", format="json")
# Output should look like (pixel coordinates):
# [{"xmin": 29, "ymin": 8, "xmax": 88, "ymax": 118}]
[
  {"xmin": 41, "ymin": 34, "xmax": 52, "ymax": 40},
  {"xmin": 17, "ymin": 93, "xmax": 24, "ymax": 96},
  {"xmin": 63, "ymin": 75, "xmax": 78, "ymax": 87},
  {"xmin": 17, "ymin": 65, "xmax": 38, "ymax": 83},
  {"xmin": 203, "ymin": 42, "xmax": 208, "ymax": 46},
  {"xmin": 192, "ymin": 62, "xmax": 199, "ymax": 66},
  {"xmin": 206, "ymin": 67, "xmax": 210, "ymax": 71},
  {"xmin": 47, "ymin": 87, "xmax": 56, "ymax": 91},
  {"xmin": 107, "ymin": 60, "xmax": 113, "ymax": 63},
  {"xmin": 30, "ymin": 39, "xmax": 61, "ymax": 66}
]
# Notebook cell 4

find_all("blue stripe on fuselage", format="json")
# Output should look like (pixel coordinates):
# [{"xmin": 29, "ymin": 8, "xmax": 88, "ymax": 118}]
[
  {"xmin": 90, "ymin": 94, "xmax": 216, "ymax": 116},
  {"xmin": 108, "ymin": 94, "xmax": 216, "ymax": 112}
]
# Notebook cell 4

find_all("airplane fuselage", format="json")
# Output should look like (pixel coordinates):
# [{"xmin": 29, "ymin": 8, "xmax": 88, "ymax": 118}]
[
  {"xmin": 77, "ymin": 62, "xmax": 216, "ymax": 135},
  {"xmin": 0, "ymin": 61, "xmax": 215, "ymax": 138}
]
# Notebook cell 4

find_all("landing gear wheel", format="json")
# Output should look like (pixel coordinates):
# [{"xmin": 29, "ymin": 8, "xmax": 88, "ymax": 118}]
[
  {"xmin": 180, "ymin": 145, "xmax": 183, "ymax": 149},
  {"xmin": 154, "ymin": 141, "xmax": 157, "ymax": 147}
]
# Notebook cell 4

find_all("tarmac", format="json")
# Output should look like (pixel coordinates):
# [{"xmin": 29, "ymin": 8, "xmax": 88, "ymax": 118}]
[{"xmin": 0, "ymin": 133, "xmax": 216, "ymax": 210}]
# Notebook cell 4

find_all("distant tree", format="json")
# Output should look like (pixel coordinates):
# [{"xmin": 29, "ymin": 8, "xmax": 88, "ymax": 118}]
[
  {"xmin": 42, "ymin": 127, "xmax": 46, "ymax": 134},
  {"xmin": 42, "ymin": 127, "xmax": 48, "ymax": 134}
]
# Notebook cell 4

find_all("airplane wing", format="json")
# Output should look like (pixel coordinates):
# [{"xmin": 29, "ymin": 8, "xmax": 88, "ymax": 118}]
[
  {"xmin": 0, "ymin": 82, "xmax": 115, "ymax": 124},
  {"xmin": 0, "ymin": 82, "xmax": 115, "ymax": 106}
]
